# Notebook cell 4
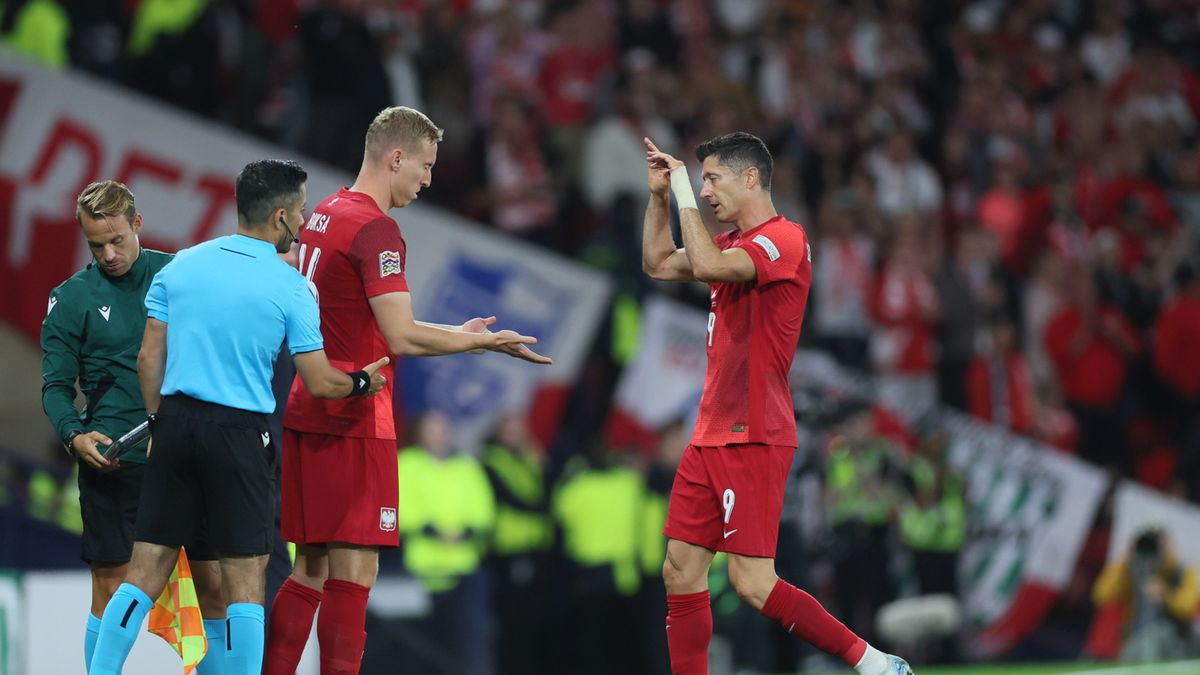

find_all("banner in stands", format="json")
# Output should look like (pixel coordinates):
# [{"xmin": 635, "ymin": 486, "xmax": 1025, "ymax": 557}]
[
  {"xmin": 936, "ymin": 411, "xmax": 1108, "ymax": 654},
  {"xmin": 607, "ymin": 295, "xmax": 708, "ymax": 450},
  {"xmin": 609, "ymin": 294, "xmax": 1110, "ymax": 653},
  {"xmin": 0, "ymin": 50, "xmax": 610, "ymax": 448}
]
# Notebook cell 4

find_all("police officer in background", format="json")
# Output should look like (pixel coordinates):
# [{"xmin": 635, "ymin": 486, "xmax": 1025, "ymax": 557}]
[
  {"xmin": 40, "ymin": 180, "xmax": 226, "ymax": 673},
  {"xmin": 88, "ymin": 159, "xmax": 390, "ymax": 675}
]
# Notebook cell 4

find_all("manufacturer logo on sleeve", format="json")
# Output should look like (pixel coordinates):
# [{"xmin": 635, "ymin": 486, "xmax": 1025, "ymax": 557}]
[
  {"xmin": 379, "ymin": 251, "xmax": 403, "ymax": 277},
  {"xmin": 380, "ymin": 507, "xmax": 397, "ymax": 532},
  {"xmin": 46, "ymin": 296, "xmax": 57, "ymax": 316},
  {"xmin": 752, "ymin": 235, "xmax": 780, "ymax": 262}
]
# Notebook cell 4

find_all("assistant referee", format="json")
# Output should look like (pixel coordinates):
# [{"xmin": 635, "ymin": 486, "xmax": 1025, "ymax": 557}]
[{"xmin": 89, "ymin": 159, "xmax": 390, "ymax": 675}]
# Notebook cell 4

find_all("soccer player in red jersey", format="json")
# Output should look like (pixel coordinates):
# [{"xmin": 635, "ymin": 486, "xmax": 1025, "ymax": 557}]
[
  {"xmin": 264, "ymin": 106, "xmax": 552, "ymax": 675},
  {"xmin": 642, "ymin": 132, "xmax": 914, "ymax": 675}
]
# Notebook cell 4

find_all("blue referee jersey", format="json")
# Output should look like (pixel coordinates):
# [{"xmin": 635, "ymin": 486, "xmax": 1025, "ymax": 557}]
[{"xmin": 145, "ymin": 234, "xmax": 323, "ymax": 413}]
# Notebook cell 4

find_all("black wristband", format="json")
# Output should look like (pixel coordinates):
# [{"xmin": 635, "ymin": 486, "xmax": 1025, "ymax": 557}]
[
  {"xmin": 147, "ymin": 413, "xmax": 158, "ymax": 431},
  {"xmin": 347, "ymin": 370, "xmax": 371, "ymax": 397},
  {"xmin": 63, "ymin": 430, "xmax": 83, "ymax": 456}
]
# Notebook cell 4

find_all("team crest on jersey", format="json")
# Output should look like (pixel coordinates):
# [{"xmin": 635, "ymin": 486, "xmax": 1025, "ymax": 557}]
[
  {"xmin": 379, "ymin": 507, "xmax": 397, "ymax": 532},
  {"xmin": 752, "ymin": 234, "xmax": 781, "ymax": 262},
  {"xmin": 379, "ymin": 250, "xmax": 403, "ymax": 277}
]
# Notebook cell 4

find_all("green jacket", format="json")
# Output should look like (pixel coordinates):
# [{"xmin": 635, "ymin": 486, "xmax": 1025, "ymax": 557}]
[{"xmin": 41, "ymin": 250, "xmax": 173, "ymax": 463}]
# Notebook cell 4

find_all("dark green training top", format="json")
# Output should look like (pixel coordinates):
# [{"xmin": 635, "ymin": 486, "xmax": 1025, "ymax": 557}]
[{"xmin": 40, "ymin": 249, "xmax": 174, "ymax": 464}]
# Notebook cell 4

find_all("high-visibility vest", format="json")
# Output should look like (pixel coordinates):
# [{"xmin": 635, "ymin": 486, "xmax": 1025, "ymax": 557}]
[
  {"xmin": 0, "ymin": 0, "xmax": 70, "ymax": 68},
  {"xmin": 483, "ymin": 444, "xmax": 552, "ymax": 557},
  {"xmin": 398, "ymin": 446, "xmax": 496, "ymax": 592},
  {"xmin": 57, "ymin": 464, "xmax": 82, "ymax": 534},
  {"xmin": 27, "ymin": 469, "xmax": 59, "ymax": 522},
  {"xmin": 127, "ymin": 0, "xmax": 208, "ymax": 57},
  {"xmin": 827, "ymin": 443, "xmax": 894, "ymax": 526},
  {"xmin": 900, "ymin": 461, "xmax": 966, "ymax": 553},
  {"xmin": 553, "ymin": 465, "xmax": 646, "ymax": 596}
]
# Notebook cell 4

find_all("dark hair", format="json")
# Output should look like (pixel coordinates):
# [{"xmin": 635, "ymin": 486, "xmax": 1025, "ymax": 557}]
[
  {"xmin": 696, "ymin": 132, "xmax": 773, "ymax": 190},
  {"xmin": 235, "ymin": 159, "xmax": 307, "ymax": 227}
]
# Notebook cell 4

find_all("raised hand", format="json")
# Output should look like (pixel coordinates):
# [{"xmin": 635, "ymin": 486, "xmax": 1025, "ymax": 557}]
[
  {"xmin": 644, "ymin": 137, "xmax": 677, "ymax": 196},
  {"xmin": 486, "ymin": 330, "xmax": 554, "ymax": 365},
  {"xmin": 361, "ymin": 356, "xmax": 391, "ymax": 395}
]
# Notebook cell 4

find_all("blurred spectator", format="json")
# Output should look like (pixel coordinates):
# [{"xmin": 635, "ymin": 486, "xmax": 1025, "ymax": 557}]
[
  {"xmin": 813, "ymin": 194, "xmax": 875, "ymax": 371},
  {"xmin": 397, "ymin": 412, "xmax": 496, "ymax": 675},
  {"xmin": 900, "ymin": 431, "xmax": 965, "ymax": 663},
  {"xmin": 1023, "ymin": 253, "xmax": 1066, "ymax": 388},
  {"xmin": 580, "ymin": 64, "xmax": 678, "ymax": 214},
  {"xmin": 1, "ymin": 0, "xmax": 70, "ymax": 67},
  {"xmin": 297, "ymin": 0, "xmax": 391, "ymax": 171},
  {"xmin": 1043, "ymin": 270, "xmax": 1141, "ymax": 473},
  {"xmin": 825, "ymin": 404, "xmax": 903, "ymax": 644},
  {"xmin": 975, "ymin": 158, "xmax": 1027, "ymax": 271},
  {"xmin": 1079, "ymin": 3, "xmax": 1130, "ymax": 87},
  {"xmin": 870, "ymin": 218, "xmax": 941, "ymax": 421},
  {"xmin": 617, "ymin": 0, "xmax": 680, "ymax": 68},
  {"xmin": 967, "ymin": 313, "xmax": 1038, "ymax": 437},
  {"xmin": 1093, "ymin": 527, "xmax": 1199, "ymax": 662},
  {"xmin": 866, "ymin": 129, "xmax": 943, "ymax": 222},
  {"xmin": 552, "ymin": 443, "xmax": 647, "ymax": 675},
  {"xmin": 485, "ymin": 93, "xmax": 559, "ymax": 243},
  {"xmin": 481, "ymin": 413, "xmax": 553, "ymax": 675},
  {"xmin": 935, "ymin": 228, "xmax": 998, "ymax": 411},
  {"xmin": 466, "ymin": 7, "xmax": 546, "ymax": 126},
  {"xmin": 1154, "ymin": 259, "xmax": 1200, "ymax": 405}
]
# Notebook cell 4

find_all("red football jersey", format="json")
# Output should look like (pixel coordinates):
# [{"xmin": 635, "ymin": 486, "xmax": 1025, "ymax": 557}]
[
  {"xmin": 692, "ymin": 216, "xmax": 811, "ymax": 447},
  {"xmin": 283, "ymin": 189, "xmax": 409, "ymax": 439}
]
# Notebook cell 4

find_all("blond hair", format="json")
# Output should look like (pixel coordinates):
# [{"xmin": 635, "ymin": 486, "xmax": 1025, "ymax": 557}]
[
  {"xmin": 76, "ymin": 181, "xmax": 136, "ymax": 225},
  {"xmin": 364, "ymin": 106, "xmax": 443, "ymax": 160}
]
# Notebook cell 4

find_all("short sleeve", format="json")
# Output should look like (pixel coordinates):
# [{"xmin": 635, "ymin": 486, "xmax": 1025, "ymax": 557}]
[
  {"xmin": 145, "ymin": 268, "xmax": 169, "ymax": 322},
  {"xmin": 736, "ymin": 223, "xmax": 809, "ymax": 284},
  {"xmin": 349, "ymin": 217, "xmax": 409, "ymax": 297},
  {"xmin": 286, "ymin": 279, "xmax": 325, "ymax": 355}
]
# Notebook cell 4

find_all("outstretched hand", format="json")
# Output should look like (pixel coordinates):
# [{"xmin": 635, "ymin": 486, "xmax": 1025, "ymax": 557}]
[{"xmin": 485, "ymin": 330, "xmax": 554, "ymax": 365}]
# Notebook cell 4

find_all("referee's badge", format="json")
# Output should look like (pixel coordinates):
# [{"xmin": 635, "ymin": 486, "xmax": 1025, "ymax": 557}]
[
  {"xmin": 380, "ymin": 507, "xmax": 397, "ymax": 532},
  {"xmin": 379, "ymin": 250, "xmax": 403, "ymax": 277}
]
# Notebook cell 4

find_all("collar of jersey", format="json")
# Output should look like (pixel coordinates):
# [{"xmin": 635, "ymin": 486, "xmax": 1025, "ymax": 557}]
[
  {"xmin": 734, "ymin": 215, "xmax": 786, "ymax": 240},
  {"xmin": 229, "ymin": 233, "xmax": 277, "ymax": 256}
]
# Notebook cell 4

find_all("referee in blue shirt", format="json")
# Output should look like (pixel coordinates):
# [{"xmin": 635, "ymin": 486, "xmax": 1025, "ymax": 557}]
[{"xmin": 90, "ymin": 160, "xmax": 390, "ymax": 675}]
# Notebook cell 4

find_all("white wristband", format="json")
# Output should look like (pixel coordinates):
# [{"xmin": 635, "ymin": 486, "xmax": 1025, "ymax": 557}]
[{"xmin": 669, "ymin": 166, "xmax": 698, "ymax": 212}]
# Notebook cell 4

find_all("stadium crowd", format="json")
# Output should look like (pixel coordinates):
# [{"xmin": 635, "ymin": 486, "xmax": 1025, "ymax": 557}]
[{"xmin": 4, "ymin": 0, "xmax": 1200, "ymax": 672}]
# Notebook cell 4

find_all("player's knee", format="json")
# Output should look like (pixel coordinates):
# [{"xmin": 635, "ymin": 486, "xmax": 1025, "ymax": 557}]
[{"xmin": 662, "ymin": 554, "xmax": 703, "ymax": 593}]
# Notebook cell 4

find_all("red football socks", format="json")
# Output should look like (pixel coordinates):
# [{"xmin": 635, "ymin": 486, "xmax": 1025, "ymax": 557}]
[
  {"xmin": 317, "ymin": 579, "xmax": 371, "ymax": 675},
  {"xmin": 264, "ymin": 578, "xmax": 323, "ymax": 675},
  {"xmin": 760, "ymin": 578, "xmax": 867, "ymax": 666},
  {"xmin": 665, "ymin": 590, "xmax": 712, "ymax": 675}
]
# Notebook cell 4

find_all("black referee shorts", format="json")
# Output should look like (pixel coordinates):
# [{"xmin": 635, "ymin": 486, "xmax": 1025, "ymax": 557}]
[
  {"xmin": 78, "ymin": 462, "xmax": 142, "ymax": 565},
  {"xmin": 79, "ymin": 461, "xmax": 215, "ymax": 565},
  {"xmin": 135, "ymin": 395, "xmax": 276, "ymax": 556}
]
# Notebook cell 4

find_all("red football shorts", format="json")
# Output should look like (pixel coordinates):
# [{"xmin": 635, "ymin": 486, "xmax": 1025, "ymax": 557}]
[
  {"xmin": 663, "ymin": 444, "xmax": 795, "ymax": 558},
  {"xmin": 281, "ymin": 429, "xmax": 400, "ymax": 547}
]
